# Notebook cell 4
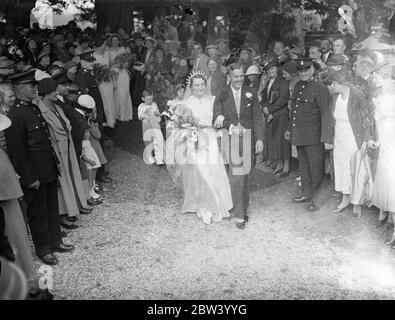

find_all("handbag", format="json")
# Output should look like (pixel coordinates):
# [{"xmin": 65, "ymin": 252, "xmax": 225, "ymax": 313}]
[{"xmin": 350, "ymin": 142, "xmax": 374, "ymax": 206}]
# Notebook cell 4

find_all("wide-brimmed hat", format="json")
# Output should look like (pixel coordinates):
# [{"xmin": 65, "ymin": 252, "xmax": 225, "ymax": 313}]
[
  {"xmin": 0, "ymin": 114, "xmax": 11, "ymax": 131},
  {"xmin": 0, "ymin": 56, "xmax": 15, "ymax": 69},
  {"xmin": 9, "ymin": 68, "xmax": 37, "ymax": 85},
  {"xmin": 37, "ymin": 77, "xmax": 57, "ymax": 95},
  {"xmin": 245, "ymin": 65, "xmax": 261, "ymax": 76},
  {"xmin": 143, "ymin": 37, "xmax": 157, "ymax": 47}
]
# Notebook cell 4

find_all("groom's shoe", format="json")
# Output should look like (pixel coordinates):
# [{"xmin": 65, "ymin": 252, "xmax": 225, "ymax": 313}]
[
  {"xmin": 292, "ymin": 196, "xmax": 311, "ymax": 204},
  {"xmin": 244, "ymin": 215, "xmax": 249, "ymax": 223}
]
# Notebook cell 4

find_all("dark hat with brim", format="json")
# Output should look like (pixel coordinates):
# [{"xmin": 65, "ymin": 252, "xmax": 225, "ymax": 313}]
[
  {"xmin": 77, "ymin": 49, "xmax": 95, "ymax": 62},
  {"xmin": 296, "ymin": 58, "xmax": 314, "ymax": 71},
  {"xmin": 51, "ymin": 68, "xmax": 69, "ymax": 84},
  {"xmin": 37, "ymin": 77, "xmax": 57, "ymax": 95},
  {"xmin": 9, "ymin": 68, "xmax": 37, "ymax": 85}
]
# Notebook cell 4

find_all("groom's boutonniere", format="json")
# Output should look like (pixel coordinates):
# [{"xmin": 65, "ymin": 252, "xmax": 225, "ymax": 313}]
[{"xmin": 245, "ymin": 91, "xmax": 253, "ymax": 107}]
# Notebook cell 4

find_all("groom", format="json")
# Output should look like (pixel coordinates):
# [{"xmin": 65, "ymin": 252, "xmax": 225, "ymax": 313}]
[{"xmin": 213, "ymin": 63, "xmax": 264, "ymax": 229}]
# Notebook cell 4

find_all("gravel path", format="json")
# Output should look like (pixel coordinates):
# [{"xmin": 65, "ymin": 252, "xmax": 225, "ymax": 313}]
[{"xmin": 35, "ymin": 145, "xmax": 395, "ymax": 300}]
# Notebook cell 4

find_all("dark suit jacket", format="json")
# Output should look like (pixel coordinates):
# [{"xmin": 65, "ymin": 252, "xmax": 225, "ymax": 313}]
[
  {"xmin": 213, "ymin": 86, "xmax": 264, "ymax": 142},
  {"xmin": 260, "ymin": 76, "xmax": 289, "ymax": 116},
  {"xmin": 331, "ymin": 86, "xmax": 373, "ymax": 149}
]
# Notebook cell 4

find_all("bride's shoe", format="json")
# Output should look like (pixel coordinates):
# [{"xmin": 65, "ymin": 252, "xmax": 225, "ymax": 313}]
[{"xmin": 332, "ymin": 202, "xmax": 350, "ymax": 213}]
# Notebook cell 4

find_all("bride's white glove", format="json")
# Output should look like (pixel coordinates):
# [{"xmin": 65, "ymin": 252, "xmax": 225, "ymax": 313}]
[{"xmin": 214, "ymin": 115, "xmax": 224, "ymax": 129}]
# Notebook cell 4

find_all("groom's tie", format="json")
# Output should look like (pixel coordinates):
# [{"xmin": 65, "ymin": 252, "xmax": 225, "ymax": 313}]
[{"xmin": 235, "ymin": 90, "xmax": 241, "ymax": 116}]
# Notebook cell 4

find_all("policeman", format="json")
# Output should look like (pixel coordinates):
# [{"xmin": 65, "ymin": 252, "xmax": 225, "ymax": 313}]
[
  {"xmin": 74, "ymin": 49, "xmax": 112, "ymax": 184},
  {"xmin": 285, "ymin": 58, "xmax": 334, "ymax": 211},
  {"xmin": 4, "ymin": 68, "xmax": 74, "ymax": 265},
  {"xmin": 74, "ymin": 49, "xmax": 105, "ymax": 131}
]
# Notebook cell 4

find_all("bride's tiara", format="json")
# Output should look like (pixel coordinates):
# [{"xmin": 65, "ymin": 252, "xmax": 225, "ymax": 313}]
[{"xmin": 186, "ymin": 70, "xmax": 208, "ymax": 87}]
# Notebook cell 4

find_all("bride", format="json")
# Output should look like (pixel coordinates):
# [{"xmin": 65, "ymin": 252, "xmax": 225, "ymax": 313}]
[{"xmin": 166, "ymin": 72, "xmax": 233, "ymax": 224}]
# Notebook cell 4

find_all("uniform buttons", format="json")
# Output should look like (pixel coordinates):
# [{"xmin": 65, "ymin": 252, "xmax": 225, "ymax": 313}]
[
  {"xmin": 293, "ymin": 117, "xmax": 296, "ymax": 120},
  {"xmin": 293, "ymin": 124, "xmax": 295, "ymax": 127},
  {"xmin": 299, "ymin": 92, "xmax": 302, "ymax": 94}
]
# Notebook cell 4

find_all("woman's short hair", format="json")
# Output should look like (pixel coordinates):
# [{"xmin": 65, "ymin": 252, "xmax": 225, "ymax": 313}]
[{"xmin": 0, "ymin": 83, "xmax": 14, "ymax": 103}]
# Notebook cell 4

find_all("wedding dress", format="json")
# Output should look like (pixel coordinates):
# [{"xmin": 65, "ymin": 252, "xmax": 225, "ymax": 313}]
[{"xmin": 166, "ymin": 94, "xmax": 233, "ymax": 224}]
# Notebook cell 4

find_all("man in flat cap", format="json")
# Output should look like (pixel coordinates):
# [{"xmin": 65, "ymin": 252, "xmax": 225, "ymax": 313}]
[
  {"xmin": 285, "ymin": 58, "xmax": 333, "ymax": 212},
  {"xmin": 4, "ymin": 69, "xmax": 74, "ymax": 265}
]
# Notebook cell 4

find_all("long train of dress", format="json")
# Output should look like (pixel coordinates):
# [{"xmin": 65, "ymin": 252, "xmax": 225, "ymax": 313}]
[{"xmin": 166, "ymin": 95, "xmax": 233, "ymax": 223}]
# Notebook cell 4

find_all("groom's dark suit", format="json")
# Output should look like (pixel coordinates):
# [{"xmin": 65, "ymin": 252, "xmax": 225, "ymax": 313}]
[{"xmin": 213, "ymin": 85, "xmax": 264, "ymax": 221}]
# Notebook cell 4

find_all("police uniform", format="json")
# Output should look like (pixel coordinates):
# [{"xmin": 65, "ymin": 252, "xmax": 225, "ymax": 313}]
[
  {"xmin": 74, "ymin": 50, "xmax": 110, "ymax": 182},
  {"xmin": 4, "ymin": 69, "xmax": 62, "ymax": 259},
  {"xmin": 289, "ymin": 58, "xmax": 333, "ymax": 204},
  {"xmin": 74, "ymin": 50, "xmax": 105, "ymax": 131}
]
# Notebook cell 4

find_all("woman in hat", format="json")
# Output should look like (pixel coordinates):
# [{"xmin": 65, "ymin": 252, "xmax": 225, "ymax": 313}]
[
  {"xmin": 0, "ymin": 56, "xmax": 15, "ymax": 82},
  {"xmin": 261, "ymin": 60, "xmax": 291, "ymax": 176},
  {"xmin": 36, "ymin": 78, "xmax": 88, "ymax": 229},
  {"xmin": 244, "ymin": 65, "xmax": 261, "ymax": 91},
  {"xmin": 368, "ymin": 63, "xmax": 395, "ymax": 245},
  {"xmin": 330, "ymin": 69, "xmax": 373, "ymax": 217},
  {"xmin": 36, "ymin": 51, "xmax": 51, "ymax": 72}
]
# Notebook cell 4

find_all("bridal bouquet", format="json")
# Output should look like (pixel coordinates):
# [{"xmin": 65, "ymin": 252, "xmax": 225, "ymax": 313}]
[
  {"xmin": 162, "ymin": 103, "xmax": 199, "ymax": 148},
  {"xmin": 92, "ymin": 63, "xmax": 114, "ymax": 83},
  {"xmin": 113, "ymin": 52, "xmax": 134, "ymax": 69}
]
